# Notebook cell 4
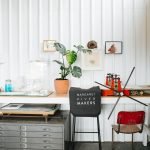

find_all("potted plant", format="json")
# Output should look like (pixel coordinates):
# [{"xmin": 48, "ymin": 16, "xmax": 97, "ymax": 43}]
[{"xmin": 54, "ymin": 43, "xmax": 91, "ymax": 94}]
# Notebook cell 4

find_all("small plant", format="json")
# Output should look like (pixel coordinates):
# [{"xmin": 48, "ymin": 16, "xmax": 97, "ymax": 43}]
[{"xmin": 54, "ymin": 43, "xmax": 91, "ymax": 80}]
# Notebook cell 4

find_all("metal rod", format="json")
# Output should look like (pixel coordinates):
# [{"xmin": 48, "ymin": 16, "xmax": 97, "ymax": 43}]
[
  {"xmin": 132, "ymin": 133, "xmax": 134, "ymax": 150},
  {"xmin": 112, "ymin": 128, "xmax": 114, "ymax": 149},
  {"xmin": 122, "ymin": 67, "xmax": 135, "ymax": 90},
  {"xmin": 95, "ymin": 67, "xmax": 148, "ymax": 119},
  {"xmin": 108, "ymin": 96, "xmax": 121, "ymax": 120},
  {"xmin": 108, "ymin": 67, "xmax": 135, "ymax": 119},
  {"xmin": 125, "ymin": 95, "xmax": 148, "ymax": 106},
  {"xmin": 97, "ymin": 116, "xmax": 102, "ymax": 150},
  {"xmin": 94, "ymin": 81, "xmax": 119, "ymax": 93}
]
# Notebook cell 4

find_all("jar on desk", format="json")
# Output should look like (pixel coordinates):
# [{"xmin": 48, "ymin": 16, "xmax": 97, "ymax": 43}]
[{"xmin": 5, "ymin": 79, "xmax": 13, "ymax": 92}]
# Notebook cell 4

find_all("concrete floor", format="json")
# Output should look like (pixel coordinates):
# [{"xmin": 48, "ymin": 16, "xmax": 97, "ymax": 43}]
[{"xmin": 69, "ymin": 142, "xmax": 150, "ymax": 150}]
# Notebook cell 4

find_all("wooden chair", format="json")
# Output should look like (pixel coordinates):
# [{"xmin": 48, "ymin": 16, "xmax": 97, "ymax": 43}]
[
  {"xmin": 112, "ymin": 111, "xmax": 145, "ymax": 150},
  {"xmin": 69, "ymin": 86, "xmax": 102, "ymax": 150}
]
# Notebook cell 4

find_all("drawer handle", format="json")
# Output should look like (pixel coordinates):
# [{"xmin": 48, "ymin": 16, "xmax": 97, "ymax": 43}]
[
  {"xmin": 21, "ymin": 138, "xmax": 27, "ymax": 142},
  {"xmin": 43, "ymin": 128, "xmax": 50, "ymax": 131},
  {"xmin": 43, "ymin": 140, "xmax": 49, "ymax": 143},
  {"xmin": 21, "ymin": 132, "xmax": 26, "ymax": 137},
  {"xmin": 43, "ymin": 146, "xmax": 50, "ymax": 149},
  {"xmin": 43, "ymin": 134, "xmax": 50, "ymax": 137},
  {"xmin": 21, "ymin": 143, "xmax": 27, "ymax": 148}
]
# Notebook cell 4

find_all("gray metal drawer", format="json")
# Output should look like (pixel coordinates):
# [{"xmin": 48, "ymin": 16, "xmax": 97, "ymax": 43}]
[
  {"xmin": 21, "ymin": 125, "xmax": 63, "ymax": 132},
  {"xmin": 0, "ymin": 137, "xmax": 63, "ymax": 144},
  {"xmin": 0, "ymin": 125, "xmax": 20, "ymax": 131},
  {"xmin": 1, "ymin": 142, "xmax": 62, "ymax": 149},
  {"xmin": 20, "ymin": 143, "xmax": 62, "ymax": 149},
  {"xmin": 21, "ymin": 132, "xmax": 63, "ymax": 138},
  {"xmin": 0, "ymin": 137, "xmax": 20, "ymax": 143},
  {"xmin": 21, "ymin": 137, "xmax": 63, "ymax": 144},
  {"xmin": 3, "ymin": 143, "xmax": 20, "ymax": 149},
  {"xmin": 0, "ymin": 131, "xmax": 20, "ymax": 137},
  {"xmin": 0, "ymin": 142, "xmax": 4, "ymax": 148}
]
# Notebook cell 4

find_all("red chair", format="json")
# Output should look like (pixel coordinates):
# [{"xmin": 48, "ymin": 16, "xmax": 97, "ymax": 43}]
[{"xmin": 112, "ymin": 111, "xmax": 145, "ymax": 150}]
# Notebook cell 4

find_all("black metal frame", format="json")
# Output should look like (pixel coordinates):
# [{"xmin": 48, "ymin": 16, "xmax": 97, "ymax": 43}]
[
  {"xmin": 112, "ymin": 127, "xmax": 135, "ymax": 150},
  {"xmin": 105, "ymin": 41, "xmax": 123, "ymax": 54},
  {"xmin": 71, "ymin": 115, "xmax": 102, "ymax": 150},
  {"xmin": 112, "ymin": 112, "xmax": 145, "ymax": 150},
  {"xmin": 69, "ymin": 86, "xmax": 102, "ymax": 150}
]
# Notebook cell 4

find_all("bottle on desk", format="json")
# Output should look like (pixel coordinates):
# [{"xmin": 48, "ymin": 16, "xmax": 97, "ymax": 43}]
[{"xmin": 5, "ymin": 79, "xmax": 13, "ymax": 92}]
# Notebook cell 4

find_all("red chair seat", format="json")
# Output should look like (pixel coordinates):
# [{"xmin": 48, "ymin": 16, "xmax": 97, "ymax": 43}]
[{"xmin": 112, "ymin": 124, "xmax": 141, "ymax": 134}]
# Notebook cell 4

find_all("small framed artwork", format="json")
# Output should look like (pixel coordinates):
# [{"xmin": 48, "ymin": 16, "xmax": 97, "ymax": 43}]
[
  {"xmin": 105, "ymin": 41, "xmax": 123, "ymax": 54},
  {"xmin": 43, "ymin": 40, "xmax": 56, "ymax": 52},
  {"xmin": 81, "ymin": 49, "xmax": 104, "ymax": 70}
]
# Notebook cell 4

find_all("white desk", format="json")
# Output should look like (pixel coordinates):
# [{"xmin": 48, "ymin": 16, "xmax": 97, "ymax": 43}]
[
  {"xmin": 0, "ymin": 93, "xmax": 149, "ymax": 144},
  {"xmin": 0, "ymin": 92, "xmax": 150, "ymax": 104}
]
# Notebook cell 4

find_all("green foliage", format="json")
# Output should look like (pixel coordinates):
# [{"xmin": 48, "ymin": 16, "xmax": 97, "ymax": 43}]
[
  {"xmin": 54, "ymin": 42, "xmax": 91, "ymax": 80},
  {"xmin": 66, "ymin": 50, "xmax": 77, "ymax": 65}
]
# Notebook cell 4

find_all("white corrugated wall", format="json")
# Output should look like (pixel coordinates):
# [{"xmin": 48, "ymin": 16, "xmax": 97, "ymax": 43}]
[{"xmin": 0, "ymin": 0, "xmax": 150, "ymax": 141}]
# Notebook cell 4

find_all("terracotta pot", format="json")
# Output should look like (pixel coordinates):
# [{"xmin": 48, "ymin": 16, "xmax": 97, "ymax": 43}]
[{"xmin": 54, "ymin": 79, "xmax": 69, "ymax": 94}]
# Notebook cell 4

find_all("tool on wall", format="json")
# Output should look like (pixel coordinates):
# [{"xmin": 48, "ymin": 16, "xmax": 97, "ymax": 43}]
[{"xmin": 95, "ymin": 67, "xmax": 148, "ymax": 120}]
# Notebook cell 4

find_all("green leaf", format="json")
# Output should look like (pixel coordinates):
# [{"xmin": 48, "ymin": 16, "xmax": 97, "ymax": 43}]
[
  {"xmin": 66, "ymin": 50, "xmax": 77, "ymax": 64},
  {"xmin": 74, "ymin": 45, "xmax": 92, "ymax": 54},
  {"xmin": 81, "ymin": 48, "xmax": 92, "ymax": 54},
  {"xmin": 71, "ymin": 66, "xmax": 82, "ymax": 78},
  {"xmin": 53, "ymin": 60, "xmax": 64, "ymax": 67},
  {"xmin": 60, "ymin": 66, "xmax": 65, "ymax": 70},
  {"xmin": 54, "ymin": 43, "xmax": 66, "ymax": 55},
  {"xmin": 73, "ymin": 45, "xmax": 84, "ymax": 51}
]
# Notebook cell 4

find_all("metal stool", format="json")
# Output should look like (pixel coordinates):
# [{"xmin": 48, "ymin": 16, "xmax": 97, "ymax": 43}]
[{"xmin": 69, "ymin": 86, "xmax": 102, "ymax": 150}]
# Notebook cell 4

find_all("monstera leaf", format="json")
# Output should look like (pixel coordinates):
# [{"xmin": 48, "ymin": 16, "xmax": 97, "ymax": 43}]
[
  {"xmin": 73, "ymin": 45, "xmax": 84, "ymax": 51},
  {"xmin": 53, "ymin": 60, "xmax": 64, "ymax": 67},
  {"xmin": 54, "ymin": 43, "xmax": 66, "ymax": 55},
  {"xmin": 53, "ymin": 42, "xmax": 91, "ymax": 80},
  {"xmin": 74, "ymin": 45, "xmax": 92, "ymax": 54},
  {"xmin": 66, "ymin": 50, "xmax": 77, "ymax": 65},
  {"xmin": 71, "ymin": 66, "xmax": 82, "ymax": 78}
]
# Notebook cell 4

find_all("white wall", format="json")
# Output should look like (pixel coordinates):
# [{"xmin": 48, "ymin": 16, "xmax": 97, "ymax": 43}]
[
  {"xmin": 0, "ymin": 0, "xmax": 150, "ymax": 89},
  {"xmin": 0, "ymin": 0, "xmax": 150, "ymax": 142}
]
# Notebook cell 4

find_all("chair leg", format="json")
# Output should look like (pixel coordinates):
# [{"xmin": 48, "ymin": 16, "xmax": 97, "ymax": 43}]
[
  {"xmin": 132, "ymin": 133, "xmax": 134, "ymax": 150},
  {"xmin": 112, "ymin": 128, "xmax": 114, "ymax": 150},
  {"xmin": 72, "ymin": 116, "xmax": 76, "ymax": 150},
  {"xmin": 97, "ymin": 116, "xmax": 102, "ymax": 150}
]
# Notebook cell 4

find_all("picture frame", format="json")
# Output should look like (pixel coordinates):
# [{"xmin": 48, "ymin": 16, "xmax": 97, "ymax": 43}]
[
  {"xmin": 43, "ymin": 40, "xmax": 56, "ymax": 52},
  {"xmin": 81, "ymin": 49, "xmax": 104, "ymax": 70},
  {"xmin": 105, "ymin": 41, "xmax": 123, "ymax": 54}
]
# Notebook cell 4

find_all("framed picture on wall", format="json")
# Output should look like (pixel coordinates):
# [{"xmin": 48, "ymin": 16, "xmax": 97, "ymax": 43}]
[
  {"xmin": 81, "ymin": 49, "xmax": 104, "ymax": 70},
  {"xmin": 105, "ymin": 41, "xmax": 123, "ymax": 54},
  {"xmin": 43, "ymin": 40, "xmax": 56, "ymax": 52}
]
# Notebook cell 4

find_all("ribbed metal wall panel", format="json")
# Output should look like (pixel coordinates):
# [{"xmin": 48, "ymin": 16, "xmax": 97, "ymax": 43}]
[{"xmin": 0, "ymin": 0, "xmax": 149, "ymax": 142}]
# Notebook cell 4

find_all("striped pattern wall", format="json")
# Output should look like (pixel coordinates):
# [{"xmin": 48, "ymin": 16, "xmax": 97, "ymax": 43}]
[{"xmin": 0, "ymin": 0, "xmax": 150, "ymax": 142}]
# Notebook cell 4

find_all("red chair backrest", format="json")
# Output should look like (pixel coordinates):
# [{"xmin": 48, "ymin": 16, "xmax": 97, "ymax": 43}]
[{"xmin": 117, "ymin": 111, "xmax": 145, "ymax": 125}]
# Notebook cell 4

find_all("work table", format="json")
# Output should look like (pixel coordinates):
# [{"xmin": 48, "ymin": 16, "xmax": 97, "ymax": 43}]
[
  {"xmin": 0, "ymin": 92, "xmax": 149, "ymax": 104},
  {"xmin": 0, "ymin": 92, "xmax": 149, "ymax": 144}
]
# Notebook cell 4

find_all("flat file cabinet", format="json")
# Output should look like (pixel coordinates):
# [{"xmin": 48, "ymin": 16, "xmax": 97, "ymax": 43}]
[{"xmin": 0, "ymin": 111, "xmax": 70, "ymax": 150}]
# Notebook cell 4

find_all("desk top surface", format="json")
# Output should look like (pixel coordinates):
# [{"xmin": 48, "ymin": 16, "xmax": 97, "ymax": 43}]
[{"xmin": 0, "ymin": 92, "xmax": 149, "ymax": 104}]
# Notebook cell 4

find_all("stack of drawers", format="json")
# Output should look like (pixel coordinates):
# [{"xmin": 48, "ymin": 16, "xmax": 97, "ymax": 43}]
[{"xmin": 0, "ymin": 112, "xmax": 70, "ymax": 150}]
